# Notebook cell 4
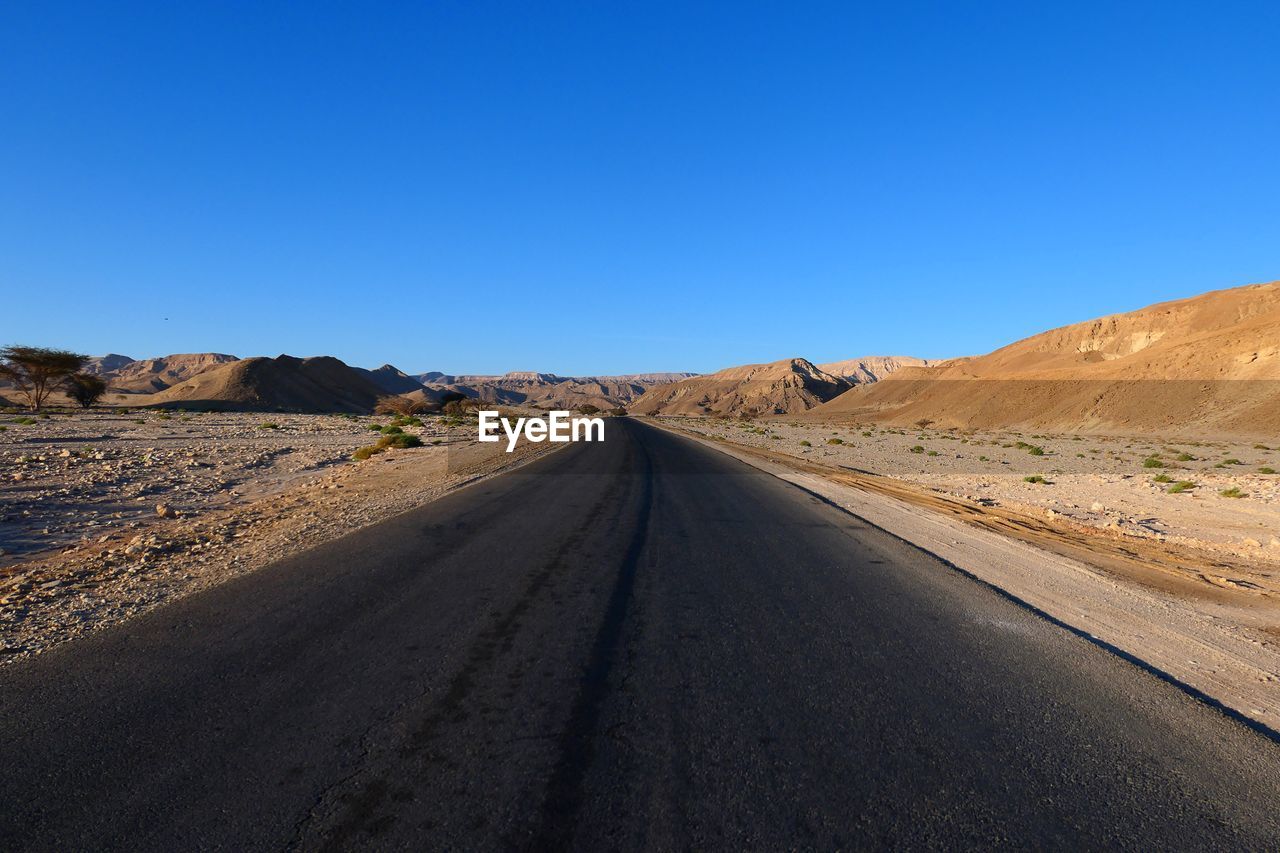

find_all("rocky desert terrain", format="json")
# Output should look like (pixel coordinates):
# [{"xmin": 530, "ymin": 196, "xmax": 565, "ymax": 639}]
[
  {"xmin": 0, "ymin": 408, "xmax": 557, "ymax": 663},
  {"xmin": 4, "ymin": 279, "xmax": 1276, "ymax": 675}
]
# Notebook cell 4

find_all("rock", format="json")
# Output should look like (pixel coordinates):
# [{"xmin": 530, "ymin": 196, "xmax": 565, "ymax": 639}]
[
  {"xmin": 1091, "ymin": 502, "xmax": 1106, "ymax": 512},
  {"xmin": 1243, "ymin": 538, "xmax": 1262, "ymax": 548},
  {"xmin": 155, "ymin": 504, "xmax": 178, "ymax": 519}
]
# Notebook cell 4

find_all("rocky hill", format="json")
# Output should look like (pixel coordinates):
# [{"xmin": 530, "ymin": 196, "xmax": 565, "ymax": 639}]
[
  {"xmin": 355, "ymin": 364, "xmax": 426, "ymax": 395},
  {"xmin": 628, "ymin": 358, "xmax": 851, "ymax": 416},
  {"xmin": 417, "ymin": 371, "xmax": 694, "ymax": 410},
  {"xmin": 125, "ymin": 355, "xmax": 395, "ymax": 413},
  {"xmin": 83, "ymin": 354, "xmax": 137, "ymax": 375},
  {"xmin": 90, "ymin": 353, "xmax": 240, "ymax": 393},
  {"xmin": 818, "ymin": 356, "xmax": 939, "ymax": 384}
]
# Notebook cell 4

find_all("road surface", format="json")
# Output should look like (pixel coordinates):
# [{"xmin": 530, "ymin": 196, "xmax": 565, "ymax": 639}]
[{"xmin": 2, "ymin": 418, "xmax": 1279, "ymax": 849}]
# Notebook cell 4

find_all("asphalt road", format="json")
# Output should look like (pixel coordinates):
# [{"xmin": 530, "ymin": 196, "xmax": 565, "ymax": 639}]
[{"xmin": 2, "ymin": 418, "xmax": 1279, "ymax": 850}]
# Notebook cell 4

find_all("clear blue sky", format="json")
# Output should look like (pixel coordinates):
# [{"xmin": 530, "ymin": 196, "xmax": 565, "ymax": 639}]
[{"xmin": 2, "ymin": 2, "xmax": 1277, "ymax": 375}]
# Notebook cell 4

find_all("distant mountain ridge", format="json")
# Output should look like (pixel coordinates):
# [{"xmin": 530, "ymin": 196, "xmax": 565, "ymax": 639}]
[
  {"xmin": 137, "ymin": 355, "xmax": 408, "ymax": 412},
  {"xmin": 73, "ymin": 354, "xmax": 694, "ymax": 412},
  {"xmin": 628, "ymin": 358, "xmax": 852, "ymax": 416},
  {"xmin": 89, "ymin": 353, "xmax": 240, "ymax": 393},
  {"xmin": 414, "ymin": 370, "xmax": 697, "ymax": 409},
  {"xmin": 69, "ymin": 278, "xmax": 1280, "ymax": 433},
  {"xmin": 818, "ymin": 356, "xmax": 940, "ymax": 384},
  {"xmin": 84, "ymin": 354, "xmax": 137, "ymax": 375},
  {"xmin": 356, "ymin": 364, "xmax": 424, "ymax": 395}
]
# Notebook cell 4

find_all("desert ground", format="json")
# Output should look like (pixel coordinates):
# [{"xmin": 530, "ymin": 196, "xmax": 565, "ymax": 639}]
[{"xmin": 0, "ymin": 408, "xmax": 556, "ymax": 663}]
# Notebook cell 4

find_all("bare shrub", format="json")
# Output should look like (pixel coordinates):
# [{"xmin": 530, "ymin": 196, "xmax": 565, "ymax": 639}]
[
  {"xmin": 375, "ymin": 395, "xmax": 436, "ymax": 416},
  {"xmin": 63, "ymin": 373, "xmax": 108, "ymax": 408},
  {"xmin": 443, "ymin": 398, "xmax": 481, "ymax": 416}
]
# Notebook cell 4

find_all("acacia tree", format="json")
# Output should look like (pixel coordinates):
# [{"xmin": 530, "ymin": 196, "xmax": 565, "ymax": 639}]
[
  {"xmin": 0, "ymin": 345, "xmax": 87, "ymax": 411},
  {"xmin": 63, "ymin": 372, "xmax": 108, "ymax": 408}
]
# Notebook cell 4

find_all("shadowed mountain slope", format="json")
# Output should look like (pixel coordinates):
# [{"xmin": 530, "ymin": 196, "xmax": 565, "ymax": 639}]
[{"xmin": 132, "ymin": 355, "xmax": 393, "ymax": 413}]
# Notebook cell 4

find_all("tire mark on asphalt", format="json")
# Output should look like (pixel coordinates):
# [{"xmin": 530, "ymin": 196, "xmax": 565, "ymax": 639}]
[{"xmin": 296, "ymin": 453, "xmax": 634, "ymax": 850}]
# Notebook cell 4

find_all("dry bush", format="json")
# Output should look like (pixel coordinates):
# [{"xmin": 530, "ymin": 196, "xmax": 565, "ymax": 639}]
[
  {"xmin": 64, "ymin": 372, "xmax": 108, "ymax": 408},
  {"xmin": 442, "ymin": 398, "xmax": 481, "ymax": 416},
  {"xmin": 375, "ymin": 395, "xmax": 438, "ymax": 416}
]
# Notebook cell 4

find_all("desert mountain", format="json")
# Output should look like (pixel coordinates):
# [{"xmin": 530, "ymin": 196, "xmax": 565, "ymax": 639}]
[
  {"xmin": 90, "ymin": 353, "xmax": 240, "ymax": 393},
  {"xmin": 355, "ymin": 364, "xmax": 426, "ymax": 395},
  {"xmin": 417, "ymin": 371, "xmax": 694, "ymax": 410},
  {"xmin": 599, "ymin": 372, "xmax": 697, "ymax": 383},
  {"xmin": 415, "ymin": 371, "xmax": 461, "ymax": 384},
  {"xmin": 84, "ymin": 354, "xmax": 137, "ymax": 375},
  {"xmin": 125, "ymin": 355, "xmax": 398, "ymax": 413},
  {"xmin": 818, "ymin": 356, "xmax": 939, "ymax": 384},
  {"xmin": 628, "ymin": 358, "xmax": 851, "ymax": 416},
  {"xmin": 809, "ymin": 281, "xmax": 1280, "ymax": 436}
]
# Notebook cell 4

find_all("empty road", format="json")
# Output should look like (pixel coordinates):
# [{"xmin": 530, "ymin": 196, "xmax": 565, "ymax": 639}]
[{"xmin": 2, "ymin": 418, "xmax": 1279, "ymax": 849}]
